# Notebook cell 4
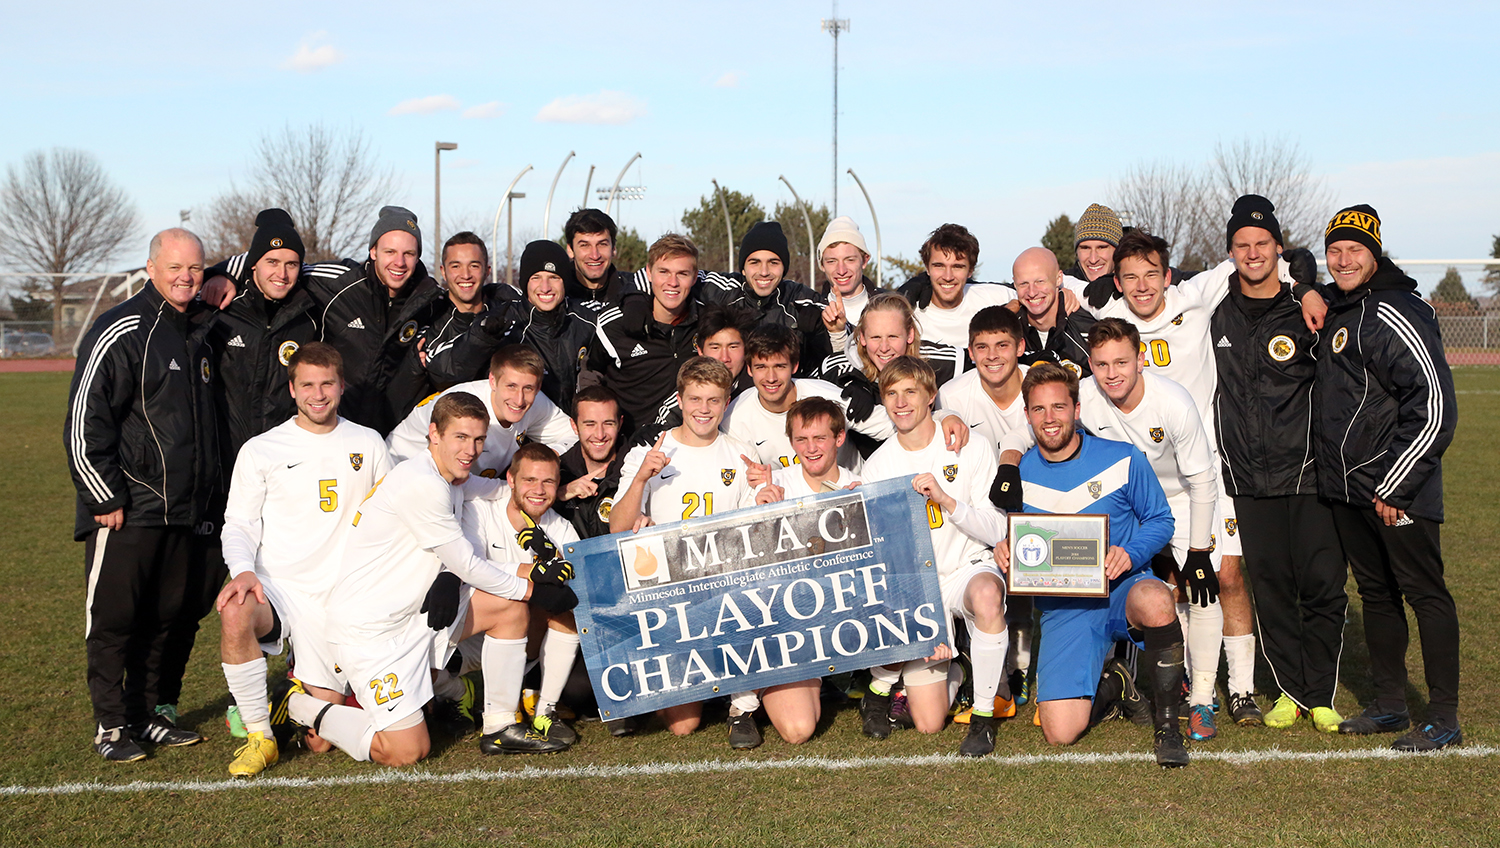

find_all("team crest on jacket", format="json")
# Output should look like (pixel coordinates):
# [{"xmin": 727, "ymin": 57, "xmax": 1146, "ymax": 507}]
[
  {"xmin": 277, "ymin": 340, "xmax": 300, "ymax": 366},
  {"xmin": 1171, "ymin": 314, "xmax": 1184, "ymax": 326},
  {"xmin": 943, "ymin": 464, "xmax": 958, "ymax": 482},
  {"xmin": 399, "ymin": 320, "xmax": 419, "ymax": 344},
  {"xmin": 721, "ymin": 468, "xmax": 736, "ymax": 486},
  {"xmin": 597, "ymin": 497, "xmax": 614, "ymax": 522},
  {"xmin": 349, "ymin": 453, "xmax": 363, "ymax": 471},
  {"xmin": 200, "ymin": 357, "xmax": 212, "ymax": 383},
  {"xmin": 1332, "ymin": 327, "xmax": 1349, "ymax": 353},
  {"xmin": 1150, "ymin": 427, "xmax": 1165, "ymax": 443},
  {"xmin": 1225, "ymin": 518, "xmax": 1238, "ymax": 537},
  {"xmin": 1268, "ymin": 335, "xmax": 1295, "ymax": 362},
  {"xmin": 1087, "ymin": 480, "xmax": 1102, "ymax": 499}
]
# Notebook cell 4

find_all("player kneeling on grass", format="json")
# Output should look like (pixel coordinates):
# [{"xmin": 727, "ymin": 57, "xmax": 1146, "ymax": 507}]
[
  {"xmin": 291, "ymin": 392, "xmax": 577, "ymax": 767},
  {"xmin": 741, "ymin": 397, "xmax": 864, "ymax": 746},
  {"xmin": 859, "ymin": 356, "xmax": 1010, "ymax": 757},
  {"xmin": 995, "ymin": 363, "xmax": 1189, "ymax": 767},
  {"xmin": 216, "ymin": 343, "xmax": 392, "ymax": 776},
  {"xmin": 458, "ymin": 442, "xmax": 583, "ymax": 752},
  {"xmin": 612, "ymin": 356, "xmax": 759, "ymax": 738}
]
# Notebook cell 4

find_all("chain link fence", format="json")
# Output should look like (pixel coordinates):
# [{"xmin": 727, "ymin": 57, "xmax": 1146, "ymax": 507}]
[{"xmin": 1439, "ymin": 315, "xmax": 1500, "ymax": 365}]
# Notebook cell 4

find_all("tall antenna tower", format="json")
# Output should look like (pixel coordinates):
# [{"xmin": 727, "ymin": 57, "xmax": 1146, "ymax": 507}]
[{"xmin": 821, "ymin": 4, "xmax": 850, "ymax": 217}]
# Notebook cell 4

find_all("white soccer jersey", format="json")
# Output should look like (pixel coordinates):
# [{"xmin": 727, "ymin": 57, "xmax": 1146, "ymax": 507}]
[
  {"xmin": 762, "ymin": 464, "xmax": 860, "ymax": 499},
  {"xmin": 935, "ymin": 366, "xmax": 1029, "ymax": 454},
  {"xmin": 617, "ymin": 430, "xmax": 759, "ymax": 524},
  {"xmin": 385, "ymin": 379, "xmax": 578, "ymax": 475},
  {"xmin": 721, "ymin": 378, "xmax": 893, "ymax": 473},
  {"xmin": 221, "ymin": 417, "xmax": 391, "ymax": 598},
  {"xmin": 913, "ymin": 283, "xmax": 1017, "ymax": 350},
  {"xmin": 1078, "ymin": 372, "xmax": 1214, "ymax": 503},
  {"xmin": 326, "ymin": 453, "xmax": 525, "ymax": 645},
  {"xmin": 461, "ymin": 487, "xmax": 581, "ymax": 568},
  {"xmin": 862, "ymin": 428, "xmax": 1004, "ymax": 577}
]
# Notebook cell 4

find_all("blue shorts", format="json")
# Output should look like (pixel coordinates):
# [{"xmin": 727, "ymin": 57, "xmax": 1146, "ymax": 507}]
[{"xmin": 1034, "ymin": 570, "xmax": 1162, "ymax": 703}]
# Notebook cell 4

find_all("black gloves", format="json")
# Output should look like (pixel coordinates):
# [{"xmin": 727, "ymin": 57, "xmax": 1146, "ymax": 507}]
[
  {"xmin": 420, "ymin": 572, "xmax": 463, "ymax": 631},
  {"xmin": 516, "ymin": 517, "xmax": 559, "ymax": 564},
  {"xmin": 902, "ymin": 272, "xmax": 933, "ymax": 309},
  {"xmin": 530, "ymin": 556, "xmax": 575, "ymax": 586},
  {"xmin": 841, "ymin": 380, "xmax": 878, "ymax": 423},
  {"xmin": 990, "ymin": 464, "xmax": 1024, "ymax": 513},
  {"xmin": 1182, "ymin": 550, "xmax": 1220, "ymax": 607},
  {"xmin": 530, "ymin": 582, "xmax": 579, "ymax": 613},
  {"xmin": 1283, "ymin": 247, "xmax": 1318, "ymax": 286}
]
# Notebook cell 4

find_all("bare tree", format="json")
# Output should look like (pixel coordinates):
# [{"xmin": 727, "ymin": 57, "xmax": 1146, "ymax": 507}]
[
  {"xmin": 1204, "ymin": 138, "xmax": 1332, "ymax": 251},
  {"xmin": 1111, "ymin": 159, "xmax": 1216, "ymax": 270},
  {"xmin": 196, "ymin": 187, "xmax": 264, "ymax": 265},
  {"xmin": 0, "ymin": 149, "xmax": 141, "ymax": 334},
  {"xmin": 198, "ymin": 125, "xmax": 400, "ymax": 264}
]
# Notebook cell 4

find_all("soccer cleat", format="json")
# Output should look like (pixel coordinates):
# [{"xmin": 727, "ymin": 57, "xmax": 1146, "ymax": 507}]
[
  {"xmin": 479, "ymin": 723, "xmax": 569, "ymax": 755},
  {"xmin": 1227, "ymin": 692, "xmax": 1263, "ymax": 726},
  {"xmin": 94, "ymin": 725, "xmax": 147, "ymax": 763},
  {"xmin": 155, "ymin": 704, "xmax": 181, "ymax": 725},
  {"xmin": 536, "ymin": 709, "xmax": 579, "ymax": 746},
  {"xmin": 1033, "ymin": 706, "xmax": 1042, "ymax": 727},
  {"xmin": 130, "ymin": 715, "xmax": 203, "ymax": 747},
  {"xmin": 457, "ymin": 671, "xmax": 481, "ymax": 725},
  {"xmin": 228, "ymin": 731, "xmax": 279, "ymax": 777},
  {"xmin": 1107, "ymin": 658, "xmax": 1152, "ymax": 727},
  {"xmin": 225, "ymin": 704, "xmax": 248, "ymax": 739},
  {"xmin": 1310, "ymin": 707, "xmax": 1344, "ymax": 734},
  {"xmin": 1339, "ymin": 705, "xmax": 1411, "ymax": 735},
  {"xmin": 268, "ymin": 677, "xmax": 307, "ymax": 745},
  {"xmin": 993, "ymin": 694, "xmax": 1017, "ymax": 720},
  {"xmin": 959, "ymin": 713, "xmax": 997, "ymax": 757},
  {"xmin": 602, "ymin": 715, "xmax": 637, "ymax": 737},
  {"xmin": 1391, "ymin": 720, "xmax": 1463, "ymax": 752},
  {"xmin": 890, "ymin": 692, "xmax": 915, "ymax": 729},
  {"xmin": 1263, "ymin": 695, "xmax": 1302, "ymax": 729},
  {"xmin": 860, "ymin": 690, "xmax": 893, "ymax": 739},
  {"xmin": 727, "ymin": 709, "xmax": 762, "ymax": 750},
  {"xmin": 429, "ymin": 698, "xmax": 475, "ymax": 738},
  {"xmin": 1009, "ymin": 669, "xmax": 1031, "ymax": 707},
  {"xmin": 1188, "ymin": 705, "xmax": 1217, "ymax": 741},
  {"xmin": 1154, "ymin": 724, "xmax": 1190, "ymax": 768}
]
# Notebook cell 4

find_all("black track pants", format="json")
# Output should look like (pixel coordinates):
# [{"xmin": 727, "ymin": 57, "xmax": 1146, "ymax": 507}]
[
  {"xmin": 1235, "ymin": 495, "xmax": 1348, "ymax": 710},
  {"xmin": 1329, "ymin": 503, "xmax": 1459, "ymax": 722}
]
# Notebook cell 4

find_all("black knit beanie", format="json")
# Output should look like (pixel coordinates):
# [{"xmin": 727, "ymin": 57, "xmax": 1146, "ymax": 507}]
[
  {"xmin": 739, "ymin": 221, "xmax": 790, "ymax": 272},
  {"xmin": 246, "ymin": 208, "xmax": 305, "ymax": 269},
  {"xmin": 1324, "ymin": 204, "xmax": 1382, "ymax": 256},
  {"xmin": 1225, "ymin": 194, "xmax": 1283, "ymax": 251},
  {"xmin": 518, "ymin": 240, "xmax": 573, "ymax": 290}
]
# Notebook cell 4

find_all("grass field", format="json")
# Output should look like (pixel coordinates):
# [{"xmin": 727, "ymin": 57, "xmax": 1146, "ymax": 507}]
[{"xmin": 3, "ymin": 369, "xmax": 1497, "ymax": 847}]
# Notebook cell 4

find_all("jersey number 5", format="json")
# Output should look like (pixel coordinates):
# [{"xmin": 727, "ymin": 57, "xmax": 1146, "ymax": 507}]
[
  {"xmin": 368, "ymin": 673, "xmax": 404, "ymax": 705},
  {"xmin": 319, "ymin": 479, "xmax": 338, "ymax": 512}
]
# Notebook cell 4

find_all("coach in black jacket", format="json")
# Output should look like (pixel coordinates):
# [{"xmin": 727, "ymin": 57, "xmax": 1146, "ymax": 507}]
[
  {"xmin": 205, "ymin": 209, "xmax": 319, "ymax": 466},
  {"xmin": 65, "ymin": 229, "xmax": 226, "ymax": 761},
  {"xmin": 299, "ymin": 206, "xmax": 447, "ymax": 435},
  {"xmin": 1211, "ymin": 196, "xmax": 1347, "ymax": 726},
  {"xmin": 1315, "ymin": 205, "xmax": 1460, "ymax": 751},
  {"xmin": 1012, "ymin": 247, "xmax": 1096, "ymax": 376}
]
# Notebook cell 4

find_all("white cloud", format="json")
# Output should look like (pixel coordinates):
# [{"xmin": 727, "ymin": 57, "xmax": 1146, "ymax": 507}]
[
  {"xmin": 281, "ymin": 32, "xmax": 343, "ymax": 73},
  {"xmin": 714, "ymin": 71, "xmax": 742, "ymax": 88},
  {"xmin": 535, "ymin": 90, "xmax": 646, "ymax": 125},
  {"xmin": 388, "ymin": 95, "xmax": 461, "ymax": 116},
  {"xmin": 462, "ymin": 101, "xmax": 505, "ymax": 119}
]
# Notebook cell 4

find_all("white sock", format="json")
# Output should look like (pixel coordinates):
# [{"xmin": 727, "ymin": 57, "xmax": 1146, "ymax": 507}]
[
  {"xmin": 1175, "ymin": 602, "xmax": 1192, "ymax": 673},
  {"xmin": 729, "ymin": 690, "xmax": 761, "ymax": 715},
  {"xmin": 947, "ymin": 662, "xmax": 965, "ymax": 703},
  {"xmin": 289, "ymin": 693, "xmax": 373, "ymax": 761},
  {"xmin": 868, "ymin": 664, "xmax": 901, "ymax": 696},
  {"xmin": 222, "ymin": 658, "xmax": 271, "ymax": 736},
  {"xmin": 536, "ymin": 629, "xmax": 582, "ymax": 716},
  {"xmin": 432, "ymin": 669, "xmax": 465, "ymax": 701},
  {"xmin": 968, "ymin": 627, "xmax": 1009, "ymax": 715},
  {"xmin": 481, "ymin": 635, "xmax": 528, "ymax": 734},
  {"xmin": 1008, "ymin": 623, "xmax": 1033, "ymax": 674},
  {"xmin": 1187, "ymin": 600, "xmax": 1224, "ymax": 706},
  {"xmin": 1224, "ymin": 633, "xmax": 1256, "ymax": 696}
]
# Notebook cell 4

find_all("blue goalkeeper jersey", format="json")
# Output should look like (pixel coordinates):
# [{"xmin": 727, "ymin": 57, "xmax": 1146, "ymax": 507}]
[{"xmin": 1017, "ymin": 431, "xmax": 1175, "ymax": 598}]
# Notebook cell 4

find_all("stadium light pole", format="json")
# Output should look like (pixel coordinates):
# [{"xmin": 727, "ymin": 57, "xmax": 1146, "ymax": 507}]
[
  {"xmin": 543, "ymin": 151, "xmax": 575, "ymax": 240},
  {"xmin": 491, "ymin": 164, "xmax": 533, "ymax": 286},
  {"xmin": 580, "ymin": 165, "xmax": 596, "ymax": 211},
  {"xmin": 778, "ymin": 175, "xmax": 816, "ymax": 287},
  {"xmin": 822, "ymin": 4, "xmax": 850, "ymax": 217},
  {"xmin": 712, "ymin": 179, "xmax": 735, "ymax": 272},
  {"xmin": 846, "ymin": 168, "xmax": 882, "ymax": 289},
  {"xmin": 434, "ymin": 142, "xmax": 458, "ymax": 255},
  {"xmin": 605, "ymin": 153, "xmax": 642, "ymax": 219}
]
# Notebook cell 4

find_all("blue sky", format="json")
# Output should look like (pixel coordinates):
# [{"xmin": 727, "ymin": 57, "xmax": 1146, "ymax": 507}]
[{"xmin": 5, "ymin": 1, "xmax": 1498, "ymax": 293}]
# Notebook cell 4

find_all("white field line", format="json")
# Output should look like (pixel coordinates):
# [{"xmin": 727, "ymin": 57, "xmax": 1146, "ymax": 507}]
[{"xmin": 4, "ymin": 744, "xmax": 1497, "ymax": 798}]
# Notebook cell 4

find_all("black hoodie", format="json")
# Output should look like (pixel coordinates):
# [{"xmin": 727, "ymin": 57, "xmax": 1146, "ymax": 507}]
[{"xmin": 1314, "ymin": 257, "xmax": 1455, "ymax": 521}]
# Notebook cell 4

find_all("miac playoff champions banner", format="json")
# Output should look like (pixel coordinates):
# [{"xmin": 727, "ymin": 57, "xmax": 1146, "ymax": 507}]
[{"xmin": 563, "ymin": 476, "xmax": 943, "ymax": 720}]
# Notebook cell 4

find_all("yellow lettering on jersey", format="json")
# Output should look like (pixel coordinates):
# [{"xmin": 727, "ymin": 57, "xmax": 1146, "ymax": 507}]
[
  {"xmin": 1140, "ymin": 338, "xmax": 1170, "ymax": 367},
  {"xmin": 368, "ymin": 673, "xmax": 403, "ymax": 705},
  {"xmin": 318, "ymin": 479, "xmax": 338, "ymax": 512},
  {"xmin": 925, "ymin": 499, "xmax": 944, "ymax": 529},
  {"xmin": 681, "ymin": 491, "xmax": 715, "ymax": 520},
  {"xmin": 776, "ymin": 455, "xmax": 801, "ymax": 468}
]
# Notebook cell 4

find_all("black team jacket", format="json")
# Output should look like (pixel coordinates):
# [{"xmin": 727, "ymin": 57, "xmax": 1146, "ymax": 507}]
[
  {"xmin": 553, "ymin": 442, "xmax": 624, "ymax": 540},
  {"xmin": 419, "ymin": 283, "xmax": 522, "ymax": 389},
  {"xmin": 1020, "ymin": 297, "xmax": 1097, "ymax": 377},
  {"xmin": 65, "ymin": 284, "xmax": 223, "ymax": 540},
  {"xmin": 592, "ymin": 289, "xmax": 701, "ymax": 432},
  {"xmin": 696, "ymin": 272, "xmax": 831, "ymax": 375},
  {"xmin": 1314, "ymin": 258, "xmax": 1456, "ymax": 522},
  {"xmin": 1211, "ymin": 278, "xmax": 1322, "ymax": 498}
]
